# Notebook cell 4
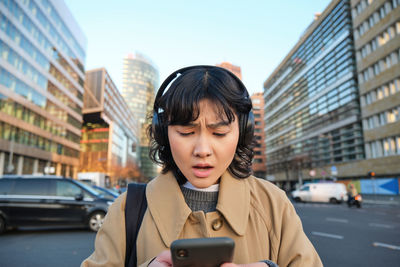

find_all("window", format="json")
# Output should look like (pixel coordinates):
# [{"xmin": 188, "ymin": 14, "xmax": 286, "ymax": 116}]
[
  {"xmin": 0, "ymin": 179, "xmax": 14, "ymax": 195},
  {"xmin": 13, "ymin": 179, "xmax": 50, "ymax": 195},
  {"xmin": 55, "ymin": 181, "xmax": 82, "ymax": 197}
]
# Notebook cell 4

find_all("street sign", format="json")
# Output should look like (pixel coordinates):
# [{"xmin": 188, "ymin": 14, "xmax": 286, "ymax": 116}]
[{"xmin": 331, "ymin": 165, "xmax": 338, "ymax": 176}]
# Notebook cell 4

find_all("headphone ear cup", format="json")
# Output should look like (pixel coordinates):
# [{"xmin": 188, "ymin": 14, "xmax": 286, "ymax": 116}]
[
  {"xmin": 240, "ymin": 111, "xmax": 254, "ymax": 144},
  {"xmin": 152, "ymin": 111, "xmax": 168, "ymax": 146}
]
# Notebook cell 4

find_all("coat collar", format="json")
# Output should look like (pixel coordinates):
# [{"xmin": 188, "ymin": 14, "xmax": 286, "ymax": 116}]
[{"xmin": 146, "ymin": 171, "xmax": 250, "ymax": 247}]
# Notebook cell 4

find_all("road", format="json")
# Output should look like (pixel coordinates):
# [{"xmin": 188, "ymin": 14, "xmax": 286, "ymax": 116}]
[
  {"xmin": 0, "ymin": 203, "xmax": 399, "ymax": 266},
  {"xmin": 293, "ymin": 202, "xmax": 400, "ymax": 266}
]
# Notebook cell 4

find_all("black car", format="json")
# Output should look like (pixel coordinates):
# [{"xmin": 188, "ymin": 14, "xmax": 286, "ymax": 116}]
[{"xmin": 0, "ymin": 175, "xmax": 114, "ymax": 234}]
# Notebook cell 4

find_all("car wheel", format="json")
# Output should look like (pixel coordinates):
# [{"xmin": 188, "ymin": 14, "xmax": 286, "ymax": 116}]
[
  {"xmin": 294, "ymin": 197, "xmax": 301, "ymax": 202},
  {"xmin": 0, "ymin": 216, "xmax": 6, "ymax": 234},
  {"xmin": 88, "ymin": 211, "xmax": 105, "ymax": 232},
  {"xmin": 329, "ymin": 198, "xmax": 338, "ymax": 204}
]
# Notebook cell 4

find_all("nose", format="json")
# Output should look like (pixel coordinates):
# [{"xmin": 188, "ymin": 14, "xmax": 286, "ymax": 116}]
[{"xmin": 193, "ymin": 134, "xmax": 212, "ymax": 158}]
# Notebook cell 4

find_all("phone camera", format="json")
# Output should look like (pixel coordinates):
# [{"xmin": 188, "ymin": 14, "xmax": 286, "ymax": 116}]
[{"xmin": 177, "ymin": 249, "xmax": 188, "ymax": 258}]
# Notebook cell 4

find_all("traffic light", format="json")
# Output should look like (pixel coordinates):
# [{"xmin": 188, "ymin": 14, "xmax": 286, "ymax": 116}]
[{"xmin": 368, "ymin": 171, "xmax": 376, "ymax": 178}]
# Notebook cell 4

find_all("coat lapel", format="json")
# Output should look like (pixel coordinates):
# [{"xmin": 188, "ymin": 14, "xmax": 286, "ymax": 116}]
[
  {"xmin": 217, "ymin": 171, "xmax": 250, "ymax": 236},
  {"xmin": 146, "ymin": 172, "xmax": 192, "ymax": 247}
]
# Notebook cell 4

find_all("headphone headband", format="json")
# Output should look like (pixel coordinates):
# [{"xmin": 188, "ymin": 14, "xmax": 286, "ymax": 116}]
[{"xmin": 154, "ymin": 65, "xmax": 249, "ymax": 112}]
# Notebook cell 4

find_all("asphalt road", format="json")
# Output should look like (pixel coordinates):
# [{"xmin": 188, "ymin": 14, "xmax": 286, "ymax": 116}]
[
  {"xmin": 0, "ymin": 203, "xmax": 399, "ymax": 266},
  {"xmin": 293, "ymin": 202, "xmax": 400, "ymax": 266}
]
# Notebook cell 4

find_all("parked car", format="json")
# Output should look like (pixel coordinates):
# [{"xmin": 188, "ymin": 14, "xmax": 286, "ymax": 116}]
[
  {"xmin": 91, "ymin": 185, "xmax": 120, "ymax": 199},
  {"xmin": 291, "ymin": 182, "xmax": 348, "ymax": 203},
  {"xmin": 0, "ymin": 175, "xmax": 114, "ymax": 234}
]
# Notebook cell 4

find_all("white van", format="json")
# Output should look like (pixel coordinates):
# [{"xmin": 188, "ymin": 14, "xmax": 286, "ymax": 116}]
[{"xmin": 291, "ymin": 182, "xmax": 348, "ymax": 203}]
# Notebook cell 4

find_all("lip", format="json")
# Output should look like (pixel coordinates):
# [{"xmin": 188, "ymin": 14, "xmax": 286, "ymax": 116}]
[{"xmin": 192, "ymin": 164, "xmax": 214, "ymax": 178}]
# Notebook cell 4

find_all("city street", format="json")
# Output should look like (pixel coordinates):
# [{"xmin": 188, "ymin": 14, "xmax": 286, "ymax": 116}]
[{"xmin": 0, "ymin": 202, "xmax": 399, "ymax": 266}]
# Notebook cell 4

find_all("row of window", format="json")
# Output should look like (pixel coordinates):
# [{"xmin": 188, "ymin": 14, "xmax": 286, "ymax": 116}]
[
  {"xmin": 266, "ymin": 71, "xmax": 357, "ymax": 142},
  {"xmin": 267, "ymin": 102, "xmax": 360, "ymax": 151},
  {"xmin": 361, "ymin": 77, "xmax": 400, "ymax": 106},
  {"xmin": 354, "ymin": 0, "xmax": 398, "ymax": 40},
  {"xmin": 358, "ymin": 47, "xmax": 400, "ymax": 84},
  {"xmin": 366, "ymin": 135, "xmax": 400, "ymax": 158},
  {"xmin": 0, "ymin": 67, "xmax": 82, "ymax": 130},
  {"xmin": 363, "ymin": 105, "xmax": 400, "ymax": 130},
  {"xmin": 0, "ymin": 1, "xmax": 84, "ymax": 85},
  {"xmin": 352, "ymin": 0, "xmax": 374, "ymax": 19},
  {"xmin": 0, "ymin": 121, "xmax": 79, "ymax": 158},
  {"xmin": 267, "ymin": 39, "xmax": 354, "ymax": 122},
  {"xmin": 0, "ymin": 93, "xmax": 80, "ymax": 143},
  {"xmin": 267, "ymin": 124, "xmax": 364, "ymax": 168},
  {"xmin": 35, "ymin": 0, "xmax": 86, "ymax": 62},
  {"xmin": 0, "ymin": 11, "xmax": 83, "ymax": 98},
  {"xmin": 2, "ymin": 0, "xmax": 84, "ymax": 70},
  {"xmin": 0, "ymin": 40, "xmax": 82, "ymax": 114},
  {"xmin": 264, "ymin": 0, "xmax": 350, "ymax": 93},
  {"xmin": 357, "ymin": 21, "xmax": 400, "ymax": 61}
]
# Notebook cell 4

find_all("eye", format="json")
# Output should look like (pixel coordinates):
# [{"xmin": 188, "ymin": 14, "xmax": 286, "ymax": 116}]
[
  {"xmin": 213, "ymin": 132, "xmax": 227, "ymax": 137},
  {"xmin": 178, "ymin": 131, "xmax": 194, "ymax": 136}
]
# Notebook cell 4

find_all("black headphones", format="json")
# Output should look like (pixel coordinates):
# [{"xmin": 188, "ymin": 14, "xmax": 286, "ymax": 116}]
[{"xmin": 152, "ymin": 65, "xmax": 254, "ymax": 146}]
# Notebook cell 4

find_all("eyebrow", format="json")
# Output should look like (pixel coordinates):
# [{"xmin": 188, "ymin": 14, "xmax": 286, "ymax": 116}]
[{"xmin": 184, "ymin": 121, "xmax": 231, "ymax": 129}]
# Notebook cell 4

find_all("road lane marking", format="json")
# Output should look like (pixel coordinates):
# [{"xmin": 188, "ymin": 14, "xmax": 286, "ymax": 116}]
[
  {"xmin": 373, "ymin": 242, "xmax": 400, "ymax": 250},
  {"xmin": 369, "ymin": 223, "xmax": 394, "ymax": 229},
  {"xmin": 326, "ymin": 217, "xmax": 348, "ymax": 223},
  {"xmin": 311, "ymin": 231, "xmax": 344, "ymax": 239}
]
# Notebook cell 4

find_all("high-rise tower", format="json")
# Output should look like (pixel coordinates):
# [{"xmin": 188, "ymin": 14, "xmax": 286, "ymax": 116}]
[{"xmin": 122, "ymin": 53, "xmax": 159, "ymax": 179}]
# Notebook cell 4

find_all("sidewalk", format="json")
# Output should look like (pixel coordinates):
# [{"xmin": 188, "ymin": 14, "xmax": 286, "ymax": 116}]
[{"xmin": 362, "ymin": 194, "xmax": 400, "ymax": 206}]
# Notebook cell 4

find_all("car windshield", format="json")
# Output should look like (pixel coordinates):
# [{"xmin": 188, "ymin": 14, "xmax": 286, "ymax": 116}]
[{"xmin": 74, "ymin": 180, "xmax": 102, "ymax": 196}]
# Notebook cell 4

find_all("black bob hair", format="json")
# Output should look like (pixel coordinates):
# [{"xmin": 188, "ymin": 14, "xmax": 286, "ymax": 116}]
[{"xmin": 148, "ymin": 66, "xmax": 254, "ymax": 184}]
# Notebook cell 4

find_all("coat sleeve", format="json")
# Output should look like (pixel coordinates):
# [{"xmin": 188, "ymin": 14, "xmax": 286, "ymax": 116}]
[
  {"xmin": 276, "ymin": 198, "xmax": 323, "ymax": 267},
  {"xmin": 81, "ymin": 194, "xmax": 127, "ymax": 267}
]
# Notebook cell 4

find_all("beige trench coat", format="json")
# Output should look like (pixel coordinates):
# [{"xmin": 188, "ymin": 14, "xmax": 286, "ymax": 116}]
[{"xmin": 82, "ymin": 171, "xmax": 322, "ymax": 267}]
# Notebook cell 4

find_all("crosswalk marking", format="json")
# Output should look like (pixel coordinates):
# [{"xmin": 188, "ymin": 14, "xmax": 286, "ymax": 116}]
[
  {"xmin": 369, "ymin": 223, "xmax": 394, "ymax": 229},
  {"xmin": 326, "ymin": 217, "xmax": 348, "ymax": 223},
  {"xmin": 311, "ymin": 231, "xmax": 344, "ymax": 239},
  {"xmin": 373, "ymin": 242, "xmax": 400, "ymax": 250}
]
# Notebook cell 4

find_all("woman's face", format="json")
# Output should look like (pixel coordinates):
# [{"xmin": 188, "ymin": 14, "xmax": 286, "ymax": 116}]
[{"xmin": 168, "ymin": 99, "xmax": 240, "ymax": 188}]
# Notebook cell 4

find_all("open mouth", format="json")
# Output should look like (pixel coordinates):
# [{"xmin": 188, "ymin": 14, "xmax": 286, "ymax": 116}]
[{"xmin": 193, "ymin": 166, "xmax": 213, "ymax": 170}]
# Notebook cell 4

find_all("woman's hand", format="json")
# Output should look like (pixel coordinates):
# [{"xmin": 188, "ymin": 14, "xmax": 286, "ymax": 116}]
[
  {"xmin": 221, "ymin": 262, "xmax": 269, "ymax": 267},
  {"xmin": 148, "ymin": 250, "xmax": 172, "ymax": 267}
]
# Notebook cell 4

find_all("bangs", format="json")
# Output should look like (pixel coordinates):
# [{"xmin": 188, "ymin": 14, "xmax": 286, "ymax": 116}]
[{"xmin": 159, "ymin": 70, "xmax": 236, "ymax": 125}]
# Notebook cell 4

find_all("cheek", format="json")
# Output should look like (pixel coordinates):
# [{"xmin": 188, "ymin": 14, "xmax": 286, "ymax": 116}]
[{"xmin": 168, "ymin": 131, "xmax": 186, "ymax": 162}]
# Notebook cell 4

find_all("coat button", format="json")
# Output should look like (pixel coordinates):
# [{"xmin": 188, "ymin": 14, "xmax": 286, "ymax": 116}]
[{"xmin": 212, "ymin": 219, "xmax": 223, "ymax": 231}]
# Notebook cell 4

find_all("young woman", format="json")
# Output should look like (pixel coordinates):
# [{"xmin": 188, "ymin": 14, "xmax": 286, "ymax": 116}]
[{"xmin": 82, "ymin": 66, "xmax": 322, "ymax": 267}]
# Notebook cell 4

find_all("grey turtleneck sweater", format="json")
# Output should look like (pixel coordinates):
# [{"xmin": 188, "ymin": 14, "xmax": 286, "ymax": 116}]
[{"xmin": 180, "ymin": 186, "xmax": 219, "ymax": 213}]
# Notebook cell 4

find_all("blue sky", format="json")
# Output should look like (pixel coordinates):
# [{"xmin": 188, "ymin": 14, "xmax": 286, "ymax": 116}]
[{"xmin": 64, "ymin": 0, "xmax": 331, "ymax": 95}]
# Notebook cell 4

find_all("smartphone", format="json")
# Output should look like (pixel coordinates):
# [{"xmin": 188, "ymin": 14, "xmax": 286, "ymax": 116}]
[{"xmin": 171, "ymin": 237, "xmax": 235, "ymax": 267}]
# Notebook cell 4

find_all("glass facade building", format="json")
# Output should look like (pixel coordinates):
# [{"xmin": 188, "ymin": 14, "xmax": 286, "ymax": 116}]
[
  {"xmin": 122, "ymin": 52, "xmax": 159, "ymax": 179},
  {"xmin": 263, "ymin": 0, "xmax": 364, "ymax": 186},
  {"xmin": 0, "ymin": 0, "xmax": 86, "ymax": 177},
  {"xmin": 82, "ymin": 68, "xmax": 140, "ymax": 184}
]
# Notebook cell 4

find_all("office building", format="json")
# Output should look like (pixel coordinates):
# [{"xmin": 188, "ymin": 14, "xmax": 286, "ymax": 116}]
[
  {"xmin": 122, "ymin": 52, "xmax": 159, "ymax": 179},
  {"xmin": 251, "ymin": 93, "xmax": 267, "ymax": 179},
  {"xmin": 81, "ymin": 68, "xmax": 140, "ymax": 184},
  {"xmin": 352, "ymin": 0, "xmax": 400, "ymax": 177},
  {"xmin": 216, "ymin": 62, "xmax": 242, "ymax": 79},
  {"xmin": 0, "ymin": 0, "xmax": 86, "ymax": 177},
  {"xmin": 263, "ymin": 0, "xmax": 364, "ymax": 188}
]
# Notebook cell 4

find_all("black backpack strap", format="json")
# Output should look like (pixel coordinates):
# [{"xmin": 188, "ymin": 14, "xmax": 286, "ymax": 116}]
[{"xmin": 125, "ymin": 183, "xmax": 147, "ymax": 267}]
